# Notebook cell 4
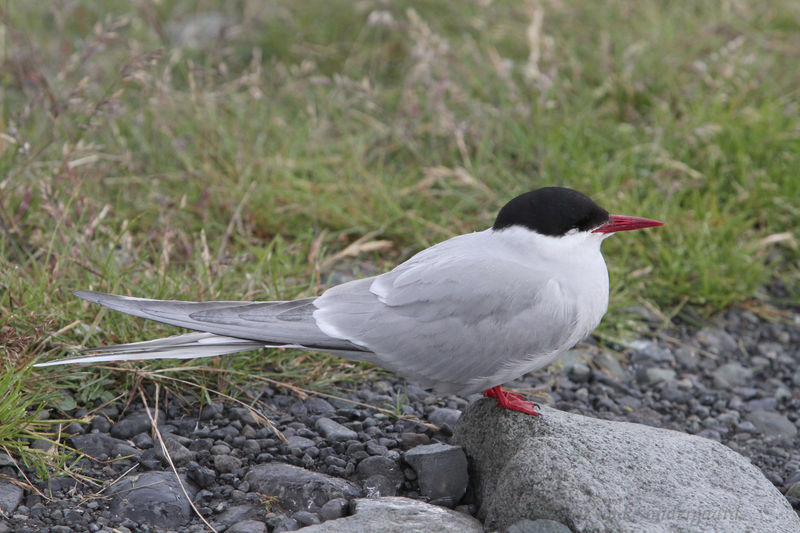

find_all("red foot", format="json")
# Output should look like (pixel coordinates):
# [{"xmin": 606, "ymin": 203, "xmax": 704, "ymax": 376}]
[{"xmin": 483, "ymin": 386, "xmax": 540, "ymax": 416}]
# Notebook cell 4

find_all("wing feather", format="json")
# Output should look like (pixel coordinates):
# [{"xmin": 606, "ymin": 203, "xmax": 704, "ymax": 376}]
[{"xmin": 313, "ymin": 231, "xmax": 583, "ymax": 394}]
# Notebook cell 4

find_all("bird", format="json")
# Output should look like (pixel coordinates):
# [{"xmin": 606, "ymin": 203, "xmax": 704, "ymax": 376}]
[{"xmin": 37, "ymin": 187, "xmax": 663, "ymax": 416}]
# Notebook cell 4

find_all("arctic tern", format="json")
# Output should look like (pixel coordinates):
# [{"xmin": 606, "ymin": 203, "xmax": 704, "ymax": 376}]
[{"xmin": 38, "ymin": 187, "xmax": 663, "ymax": 416}]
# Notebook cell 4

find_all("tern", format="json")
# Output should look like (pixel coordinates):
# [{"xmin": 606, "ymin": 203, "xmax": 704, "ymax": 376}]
[{"xmin": 38, "ymin": 187, "xmax": 663, "ymax": 416}]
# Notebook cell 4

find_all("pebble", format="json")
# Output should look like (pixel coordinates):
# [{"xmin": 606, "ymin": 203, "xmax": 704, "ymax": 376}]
[
  {"xmin": 319, "ymin": 498, "xmax": 348, "ymax": 521},
  {"xmin": 315, "ymin": 417, "xmax": 358, "ymax": 441},
  {"xmin": 110, "ymin": 410, "xmax": 163, "ymax": 439},
  {"xmin": 107, "ymin": 471, "xmax": 195, "ymax": 529},
  {"xmin": 428, "ymin": 408, "xmax": 462, "ymax": 429},
  {"xmin": 713, "ymin": 362, "xmax": 752, "ymax": 389},
  {"xmin": 245, "ymin": 463, "xmax": 362, "ymax": 513},
  {"xmin": 0, "ymin": 480, "xmax": 23, "ymax": 514},
  {"xmin": 641, "ymin": 367, "xmax": 677, "ymax": 384},
  {"xmin": 745, "ymin": 410, "xmax": 797, "ymax": 439},
  {"xmin": 403, "ymin": 443, "xmax": 468, "ymax": 507}
]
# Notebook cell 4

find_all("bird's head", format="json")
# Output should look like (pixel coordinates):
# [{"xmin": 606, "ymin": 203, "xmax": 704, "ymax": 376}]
[{"xmin": 492, "ymin": 187, "xmax": 663, "ymax": 241}]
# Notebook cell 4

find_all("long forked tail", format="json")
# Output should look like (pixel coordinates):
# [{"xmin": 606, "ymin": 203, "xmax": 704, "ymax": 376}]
[
  {"xmin": 35, "ymin": 290, "xmax": 368, "ymax": 367},
  {"xmin": 34, "ymin": 332, "xmax": 271, "ymax": 366}
]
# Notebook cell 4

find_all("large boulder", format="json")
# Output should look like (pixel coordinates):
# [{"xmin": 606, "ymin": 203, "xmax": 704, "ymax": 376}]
[{"xmin": 453, "ymin": 399, "xmax": 800, "ymax": 533}]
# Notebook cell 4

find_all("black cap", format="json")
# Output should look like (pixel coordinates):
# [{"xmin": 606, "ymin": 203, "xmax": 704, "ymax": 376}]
[{"xmin": 493, "ymin": 187, "xmax": 609, "ymax": 236}]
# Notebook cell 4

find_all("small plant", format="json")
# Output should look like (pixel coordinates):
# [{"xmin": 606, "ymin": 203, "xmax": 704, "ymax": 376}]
[{"xmin": 0, "ymin": 367, "xmax": 74, "ymax": 479}]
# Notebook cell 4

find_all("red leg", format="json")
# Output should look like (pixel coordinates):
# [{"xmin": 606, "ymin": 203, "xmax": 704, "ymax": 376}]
[{"xmin": 483, "ymin": 386, "xmax": 540, "ymax": 416}]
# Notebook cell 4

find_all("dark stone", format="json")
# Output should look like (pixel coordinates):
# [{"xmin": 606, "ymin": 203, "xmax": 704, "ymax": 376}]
[
  {"xmin": 68, "ymin": 433, "xmax": 134, "ymax": 461},
  {"xmin": 355, "ymin": 456, "xmax": 404, "ymax": 494},
  {"xmin": 0, "ymin": 480, "xmax": 23, "ymax": 514},
  {"xmin": 403, "ymin": 443, "xmax": 468, "ymax": 507},
  {"xmin": 428, "ymin": 408, "xmax": 462, "ymax": 429},
  {"xmin": 107, "ymin": 471, "xmax": 196, "ymax": 529},
  {"xmin": 244, "ymin": 463, "xmax": 362, "ymax": 513},
  {"xmin": 319, "ymin": 498, "xmax": 348, "ymax": 521},
  {"xmin": 315, "ymin": 417, "xmax": 358, "ymax": 441},
  {"xmin": 187, "ymin": 461, "xmax": 216, "ymax": 488},
  {"xmin": 110, "ymin": 410, "xmax": 164, "ymax": 439},
  {"xmin": 292, "ymin": 510, "xmax": 320, "ymax": 526}
]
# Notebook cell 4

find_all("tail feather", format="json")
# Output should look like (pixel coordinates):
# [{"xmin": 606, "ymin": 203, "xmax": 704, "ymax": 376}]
[
  {"xmin": 71, "ymin": 290, "xmax": 366, "ymax": 352},
  {"xmin": 34, "ymin": 332, "xmax": 273, "ymax": 366},
  {"xmin": 35, "ymin": 290, "xmax": 371, "ymax": 367}
]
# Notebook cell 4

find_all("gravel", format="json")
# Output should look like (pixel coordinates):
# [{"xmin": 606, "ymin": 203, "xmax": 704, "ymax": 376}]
[{"xmin": 5, "ymin": 302, "xmax": 800, "ymax": 531}]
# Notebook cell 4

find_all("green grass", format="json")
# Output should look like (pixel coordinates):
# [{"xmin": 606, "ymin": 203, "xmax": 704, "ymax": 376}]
[{"xmin": 1, "ymin": 1, "xmax": 799, "ymax": 471}]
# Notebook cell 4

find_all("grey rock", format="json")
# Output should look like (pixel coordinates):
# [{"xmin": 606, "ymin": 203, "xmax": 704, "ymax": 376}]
[
  {"xmin": 187, "ymin": 461, "xmax": 216, "ymax": 488},
  {"xmin": 453, "ymin": 399, "xmax": 800, "ymax": 533},
  {"xmin": 736, "ymin": 421, "xmax": 758, "ymax": 433},
  {"xmin": 211, "ymin": 504, "xmax": 264, "ymax": 530},
  {"xmin": 90, "ymin": 415, "xmax": 112, "ymax": 433},
  {"xmin": 757, "ymin": 342, "xmax": 784, "ymax": 359},
  {"xmin": 245, "ymin": 463, "xmax": 362, "ymax": 513},
  {"xmin": 214, "ymin": 454, "xmax": 243, "ymax": 474},
  {"xmin": 293, "ymin": 510, "xmax": 321, "ymax": 526},
  {"xmin": 306, "ymin": 397, "xmax": 336, "ymax": 414},
  {"xmin": 112, "ymin": 441, "xmax": 140, "ymax": 459},
  {"xmin": 46, "ymin": 476, "xmax": 79, "ymax": 495},
  {"xmin": 786, "ymin": 482, "xmax": 800, "ymax": 499},
  {"xmin": 673, "ymin": 347, "xmax": 698, "ymax": 368},
  {"xmin": 294, "ymin": 497, "xmax": 482, "ymax": 532},
  {"xmin": 274, "ymin": 517, "xmax": 301, "ymax": 532},
  {"xmin": 630, "ymin": 340, "xmax": 674, "ymax": 363},
  {"xmin": 643, "ymin": 367, "xmax": 676, "ymax": 384},
  {"xmin": 288, "ymin": 436, "xmax": 316, "ymax": 450},
  {"xmin": 552, "ymin": 349, "xmax": 591, "ymax": 373},
  {"xmin": 356, "ymin": 456, "xmax": 404, "ymax": 496},
  {"xmin": 108, "ymin": 471, "xmax": 196, "ymax": 529},
  {"xmin": 315, "ymin": 417, "xmax": 358, "ymax": 441},
  {"xmin": 713, "ymin": 362, "xmax": 752, "ymax": 389},
  {"xmin": 132, "ymin": 432, "xmax": 154, "ymax": 449},
  {"xmin": 318, "ymin": 498, "xmax": 348, "ymax": 521},
  {"xmin": 361, "ymin": 474, "xmax": 398, "ymax": 497},
  {"xmin": 568, "ymin": 362, "xmax": 591, "ymax": 382},
  {"xmin": 199, "ymin": 402, "xmax": 223, "ymax": 420},
  {"xmin": 110, "ymin": 410, "xmax": 163, "ymax": 439},
  {"xmin": 403, "ymin": 443, "xmax": 468, "ymax": 507},
  {"xmin": 745, "ymin": 409, "xmax": 797, "ymax": 439},
  {"xmin": 159, "ymin": 435, "xmax": 196, "ymax": 465},
  {"xmin": 697, "ymin": 327, "xmax": 738, "ymax": 354},
  {"xmin": 506, "ymin": 519, "xmax": 572, "ymax": 533},
  {"xmin": 0, "ymin": 522, "xmax": 10, "ymax": 533},
  {"xmin": 399, "ymin": 432, "xmax": 430, "ymax": 447},
  {"xmin": 0, "ymin": 479, "xmax": 23, "ymax": 514},
  {"xmin": 68, "ymin": 433, "xmax": 134, "ymax": 461},
  {"xmin": 594, "ymin": 351, "xmax": 629, "ymax": 381},
  {"xmin": 746, "ymin": 397, "xmax": 777, "ymax": 412},
  {"xmin": 428, "ymin": 408, "xmax": 462, "ymax": 429},
  {"xmin": 228, "ymin": 520, "xmax": 267, "ymax": 533}
]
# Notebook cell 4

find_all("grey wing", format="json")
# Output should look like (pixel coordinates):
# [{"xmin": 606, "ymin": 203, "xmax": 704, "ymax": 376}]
[
  {"xmin": 312, "ymin": 241, "xmax": 580, "ymax": 394},
  {"xmin": 72, "ymin": 290, "xmax": 367, "ymax": 353}
]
